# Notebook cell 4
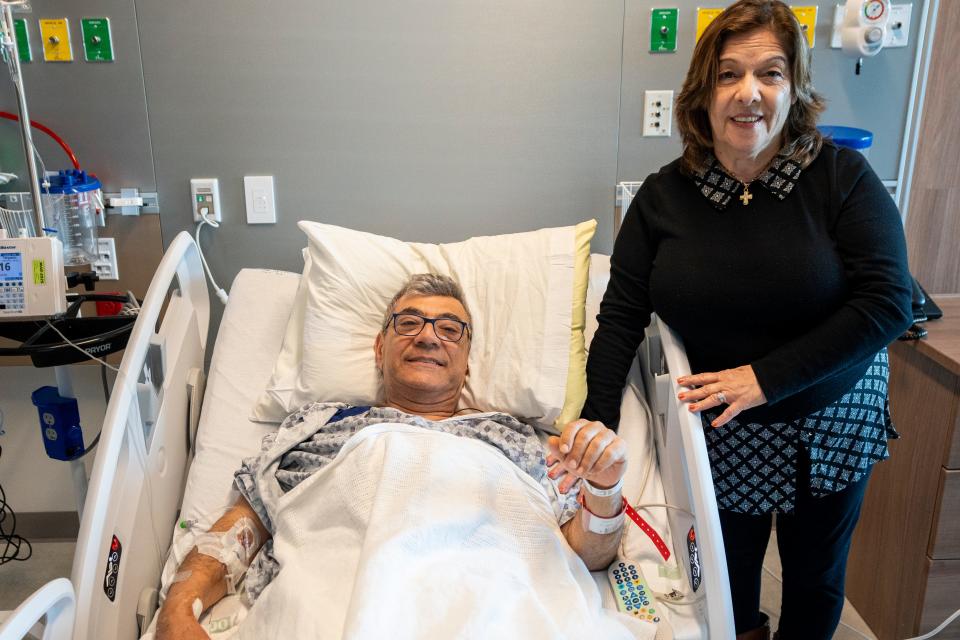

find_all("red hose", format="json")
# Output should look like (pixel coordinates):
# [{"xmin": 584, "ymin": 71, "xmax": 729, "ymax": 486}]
[{"xmin": 0, "ymin": 111, "xmax": 81, "ymax": 169}]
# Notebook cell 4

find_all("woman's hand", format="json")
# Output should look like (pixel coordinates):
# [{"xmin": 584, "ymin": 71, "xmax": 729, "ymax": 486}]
[
  {"xmin": 546, "ymin": 419, "xmax": 627, "ymax": 494},
  {"xmin": 677, "ymin": 365, "xmax": 767, "ymax": 428}
]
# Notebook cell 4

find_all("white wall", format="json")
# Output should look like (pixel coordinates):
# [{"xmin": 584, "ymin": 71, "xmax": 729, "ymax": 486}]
[{"xmin": 0, "ymin": 365, "xmax": 106, "ymax": 513}]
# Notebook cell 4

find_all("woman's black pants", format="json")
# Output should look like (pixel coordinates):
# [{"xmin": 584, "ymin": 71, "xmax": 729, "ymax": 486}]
[{"xmin": 718, "ymin": 449, "xmax": 873, "ymax": 639}]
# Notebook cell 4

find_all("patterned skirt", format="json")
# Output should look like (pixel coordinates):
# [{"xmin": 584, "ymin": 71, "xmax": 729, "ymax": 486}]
[{"xmin": 703, "ymin": 349, "xmax": 894, "ymax": 515}]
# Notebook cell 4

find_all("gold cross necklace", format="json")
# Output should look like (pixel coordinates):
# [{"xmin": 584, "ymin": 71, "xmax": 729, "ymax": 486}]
[{"xmin": 722, "ymin": 167, "xmax": 759, "ymax": 206}]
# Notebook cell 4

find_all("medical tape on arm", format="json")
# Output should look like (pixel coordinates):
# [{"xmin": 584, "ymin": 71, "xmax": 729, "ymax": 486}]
[
  {"xmin": 194, "ymin": 517, "xmax": 260, "ymax": 594},
  {"xmin": 171, "ymin": 570, "xmax": 192, "ymax": 584}
]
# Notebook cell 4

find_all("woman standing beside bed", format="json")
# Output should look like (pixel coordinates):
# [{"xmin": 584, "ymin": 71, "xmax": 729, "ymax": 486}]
[{"xmin": 581, "ymin": 1, "xmax": 912, "ymax": 638}]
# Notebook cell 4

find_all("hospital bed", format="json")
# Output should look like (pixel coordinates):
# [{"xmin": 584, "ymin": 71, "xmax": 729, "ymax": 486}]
[{"xmin": 0, "ymin": 232, "xmax": 734, "ymax": 640}]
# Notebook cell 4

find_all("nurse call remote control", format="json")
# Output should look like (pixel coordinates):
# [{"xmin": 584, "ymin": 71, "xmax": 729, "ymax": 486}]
[{"xmin": 608, "ymin": 561, "xmax": 660, "ymax": 624}]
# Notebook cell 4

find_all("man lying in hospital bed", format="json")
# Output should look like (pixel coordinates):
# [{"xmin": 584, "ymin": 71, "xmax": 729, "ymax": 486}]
[{"xmin": 155, "ymin": 273, "xmax": 650, "ymax": 640}]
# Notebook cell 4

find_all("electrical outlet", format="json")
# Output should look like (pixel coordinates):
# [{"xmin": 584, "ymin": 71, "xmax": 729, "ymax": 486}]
[
  {"xmin": 93, "ymin": 237, "xmax": 119, "ymax": 280},
  {"xmin": 191, "ymin": 178, "xmax": 221, "ymax": 222},
  {"xmin": 643, "ymin": 90, "xmax": 673, "ymax": 137}
]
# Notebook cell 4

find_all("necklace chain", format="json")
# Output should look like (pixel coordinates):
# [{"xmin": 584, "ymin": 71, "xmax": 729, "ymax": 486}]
[{"xmin": 718, "ymin": 161, "xmax": 768, "ymax": 206}]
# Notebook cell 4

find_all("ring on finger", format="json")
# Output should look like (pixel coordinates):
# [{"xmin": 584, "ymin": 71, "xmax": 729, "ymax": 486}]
[{"xmin": 715, "ymin": 391, "xmax": 727, "ymax": 404}]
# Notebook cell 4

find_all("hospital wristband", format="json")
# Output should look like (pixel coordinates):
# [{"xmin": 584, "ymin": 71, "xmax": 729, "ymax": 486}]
[
  {"xmin": 582, "ymin": 476, "xmax": 623, "ymax": 498},
  {"xmin": 577, "ymin": 492, "xmax": 626, "ymax": 535}
]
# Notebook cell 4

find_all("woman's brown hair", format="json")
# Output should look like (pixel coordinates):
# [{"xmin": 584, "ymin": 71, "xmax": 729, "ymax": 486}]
[{"xmin": 675, "ymin": 0, "xmax": 825, "ymax": 175}]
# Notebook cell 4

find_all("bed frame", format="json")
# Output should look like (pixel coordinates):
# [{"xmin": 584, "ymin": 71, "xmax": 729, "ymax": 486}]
[{"xmin": 0, "ymin": 232, "xmax": 734, "ymax": 639}]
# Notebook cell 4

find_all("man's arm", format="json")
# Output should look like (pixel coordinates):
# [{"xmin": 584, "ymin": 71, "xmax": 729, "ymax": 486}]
[
  {"xmin": 560, "ymin": 488, "xmax": 624, "ymax": 571},
  {"xmin": 156, "ymin": 496, "xmax": 271, "ymax": 639},
  {"xmin": 548, "ymin": 420, "xmax": 627, "ymax": 571}
]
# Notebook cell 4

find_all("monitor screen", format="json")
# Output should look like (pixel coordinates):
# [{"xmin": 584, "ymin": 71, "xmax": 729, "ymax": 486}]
[{"xmin": 0, "ymin": 252, "xmax": 23, "ymax": 281}]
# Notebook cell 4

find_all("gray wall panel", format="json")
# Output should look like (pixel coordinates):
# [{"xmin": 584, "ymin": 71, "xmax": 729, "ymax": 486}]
[
  {"xmin": 617, "ymin": 2, "xmax": 926, "ymax": 184},
  {"xmin": 0, "ymin": 0, "xmax": 937, "ymax": 515},
  {"xmin": 0, "ymin": 0, "xmax": 155, "ymax": 192},
  {"xmin": 136, "ymin": 0, "xmax": 624, "ymax": 277}
]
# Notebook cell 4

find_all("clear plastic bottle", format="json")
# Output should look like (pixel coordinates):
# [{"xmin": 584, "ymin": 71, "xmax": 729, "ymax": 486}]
[{"xmin": 40, "ymin": 170, "xmax": 101, "ymax": 265}]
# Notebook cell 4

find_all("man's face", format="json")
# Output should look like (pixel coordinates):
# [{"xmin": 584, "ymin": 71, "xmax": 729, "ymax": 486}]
[{"xmin": 374, "ymin": 294, "xmax": 471, "ymax": 402}]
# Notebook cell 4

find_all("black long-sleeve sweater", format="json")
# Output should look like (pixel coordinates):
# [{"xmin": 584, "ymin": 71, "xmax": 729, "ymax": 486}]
[{"xmin": 583, "ymin": 143, "xmax": 913, "ymax": 427}]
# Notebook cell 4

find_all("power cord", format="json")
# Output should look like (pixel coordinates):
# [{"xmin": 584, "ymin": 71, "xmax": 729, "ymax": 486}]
[
  {"xmin": 66, "ymin": 363, "xmax": 113, "ymax": 461},
  {"xmin": 0, "ymin": 445, "xmax": 33, "ymax": 565},
  {"xmin": 194, "ymin": 212, "xmax": 229, "ymax": 305},
  {"xmin": 618, "ymin": 380, "xmax": 705, "ymax": 606},
  {"xmin": 43, "ymin": 320, "xmax": 120, "ymax": 372}
]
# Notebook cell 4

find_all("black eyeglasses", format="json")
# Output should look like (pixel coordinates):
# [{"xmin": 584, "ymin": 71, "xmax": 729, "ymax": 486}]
[{"xmin": 389, "ymin": 313, "xmax": 471, "ymax": 343}]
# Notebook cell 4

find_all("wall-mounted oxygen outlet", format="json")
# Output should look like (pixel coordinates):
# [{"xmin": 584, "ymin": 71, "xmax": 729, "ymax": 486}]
[
  {"xmin": 831, "ymin": 3, "xmax": 912, "ymax": 49},
  {"xmin": 190, "ymin": 178, "xmax": 221, "ymax": 222},
  {"xmin": 643, "ymin": 90, "xmax": 673, "ymax": 137},
  {"xmin": 92, "ymin": 237, "xmax": 119, "ymax": 280}
]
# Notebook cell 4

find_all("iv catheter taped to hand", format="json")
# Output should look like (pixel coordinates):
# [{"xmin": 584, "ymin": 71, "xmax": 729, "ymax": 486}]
[{"xmin": 194, "ymin": 517, "xmax": 260, "ymax": 595}]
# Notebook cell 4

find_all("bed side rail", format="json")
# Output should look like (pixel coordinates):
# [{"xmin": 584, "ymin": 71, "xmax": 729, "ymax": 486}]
[
  {"xmin": 71, "ymin": 232, "xmax": 209, "ymax": 640},
  {"xmin": 0, "ymin": 578, "xmax": 75, "ymax": 640},
  {"xmin": 640, "ymin": 317, "xmax": 735, "ymax": 639}
]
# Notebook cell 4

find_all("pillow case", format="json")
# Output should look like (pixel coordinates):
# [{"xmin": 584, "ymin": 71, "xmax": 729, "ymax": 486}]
[
  {"xmin": 249, "ymin": 250, "xmax": 312, "ymax": 421},
  {"xmin": 251, "ymin": 220, "xmax": 596, "ymax": 429}
]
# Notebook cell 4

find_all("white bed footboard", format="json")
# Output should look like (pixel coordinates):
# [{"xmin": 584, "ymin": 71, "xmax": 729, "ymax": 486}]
[
  {"xmin": 70, "ymin": 232, "xmax": 210, "ymax": 640},
  {"xmin": 639, "ymin": 316, "xmax": 735, "ymax": 638}
]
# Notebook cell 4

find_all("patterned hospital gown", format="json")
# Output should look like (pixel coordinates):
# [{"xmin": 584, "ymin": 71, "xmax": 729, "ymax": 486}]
[{"xmin": 234, "ymin": 403, "xmax": 581, "ymax": 603}]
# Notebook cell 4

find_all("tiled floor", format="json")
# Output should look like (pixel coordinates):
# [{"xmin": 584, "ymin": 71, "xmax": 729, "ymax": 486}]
[
  {"xmin": 2, "ymin": 536, "xmax": 879, "ymax": 638},
  {"xmin": 762, "ymin": 530, "xmax": 877, "ymax": 639}
]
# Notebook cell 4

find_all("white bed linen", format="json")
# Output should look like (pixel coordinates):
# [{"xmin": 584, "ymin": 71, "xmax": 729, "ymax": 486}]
[
  {"xmin": 142, "ymin": 267, "xmax": 680, "ymax": 639},
  {"xmin": 178, "ymin": 269, "xmax": 302, "ymax": 527},
  {"xmin": 240, "ymin": 422, "xmax": 647, "ymax": 639}
]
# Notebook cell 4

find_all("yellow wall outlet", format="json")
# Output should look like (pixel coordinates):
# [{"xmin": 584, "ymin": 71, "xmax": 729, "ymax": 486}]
[
  {"xmin": 791, "ymin": 6, "xmax": 819, "ymax": 49},
  {"xmin": 695, "ymin": 8, "xmax": 724, "ymax": 42},
  {"xmin": 39, "ymin": 18, "xmax": 73, "ymax": 62}
]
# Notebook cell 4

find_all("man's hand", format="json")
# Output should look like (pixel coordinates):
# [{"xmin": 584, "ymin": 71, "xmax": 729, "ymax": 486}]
[
  {"xmin": 155, "ymin": 597, "xmax": 209, "ymax": 640},
  {"xmin": 677, "ymin": 364, "xmax": 767, "ymax": 428},
  {"xmin": 546, "ymin": 419, "xmax": 627, "ymax": 494}
]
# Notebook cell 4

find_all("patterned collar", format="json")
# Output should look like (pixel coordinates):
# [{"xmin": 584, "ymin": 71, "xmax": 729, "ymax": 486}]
[{"xmin": 692, "ymin": 152, "xmax": 803, "ymax": 210}]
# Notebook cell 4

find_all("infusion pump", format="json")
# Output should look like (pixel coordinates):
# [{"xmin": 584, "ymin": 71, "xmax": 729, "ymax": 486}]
[{"xmin": 0, "ymin": 235, "xmax": 67, "ymax": 320}]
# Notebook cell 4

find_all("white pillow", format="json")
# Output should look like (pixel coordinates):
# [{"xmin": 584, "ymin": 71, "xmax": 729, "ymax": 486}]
[
  {"xmin": 251, "ymin": 221, "xmax": 589, "ymax": 426},
  {"xmin": 249, "ymin": 250, "xmax": 312, "ymax": 421}
]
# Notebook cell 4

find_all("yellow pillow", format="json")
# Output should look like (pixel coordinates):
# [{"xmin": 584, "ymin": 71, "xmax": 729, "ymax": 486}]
[{"xmin": 555, "ymin": 219, "xmax": 597, "ymax": 428}]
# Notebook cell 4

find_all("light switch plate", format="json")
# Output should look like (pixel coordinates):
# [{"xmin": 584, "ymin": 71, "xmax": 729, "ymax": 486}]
[{"xmin": 244, "ymin": 175, "xmax": 276, "ymax": 224}]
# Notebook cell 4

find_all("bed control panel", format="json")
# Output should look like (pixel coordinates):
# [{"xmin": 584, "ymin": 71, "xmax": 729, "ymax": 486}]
[
  {"xmin": 608, "ymin": 561, "xmax": 660, "ymax": 625},
  {"xmin": 103, "ymin": 534, "xmax": 122, "ymax": 601}
]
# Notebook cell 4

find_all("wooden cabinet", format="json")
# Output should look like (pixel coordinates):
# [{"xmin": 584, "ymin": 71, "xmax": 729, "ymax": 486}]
[{"xmin": 847, "ymin": 295, "xmax": 960, "ymax": 639}]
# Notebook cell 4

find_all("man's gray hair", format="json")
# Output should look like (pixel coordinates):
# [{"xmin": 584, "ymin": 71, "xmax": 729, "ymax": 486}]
[{"xmin": 381, "ymin": 273, "xmax": 471, "ymax": 333}]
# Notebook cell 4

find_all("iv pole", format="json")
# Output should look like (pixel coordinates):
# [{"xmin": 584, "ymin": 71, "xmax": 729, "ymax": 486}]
[
  {"xmin": 1, "ymin": 2, "xmax": 45, "ymax": 236},
  {"xmin": 1, "ymin": 2, "xmax": 89, "ymax": 518}
]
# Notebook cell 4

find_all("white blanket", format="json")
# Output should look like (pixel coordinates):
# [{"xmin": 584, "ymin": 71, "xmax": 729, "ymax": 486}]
[{"xmin": 236, "ymin": 423, "xmax": 648, "ymax": 639}]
